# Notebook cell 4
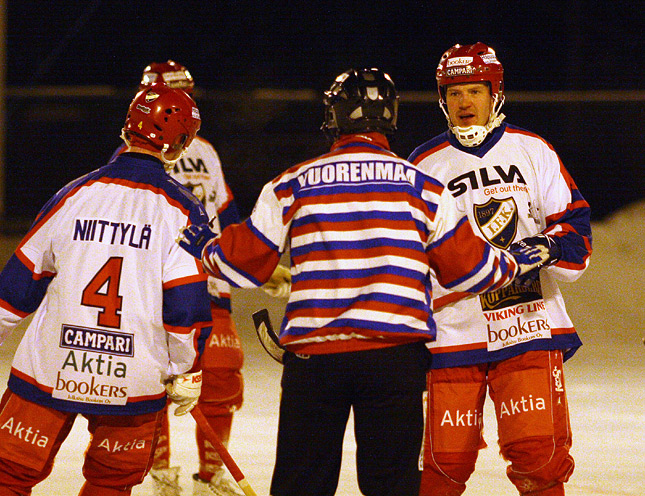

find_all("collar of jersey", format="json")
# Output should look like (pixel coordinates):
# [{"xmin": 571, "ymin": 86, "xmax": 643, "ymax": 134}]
[
  {"xmin": 330, "ymin": 132, "xmax": 393, "ymax": 154},
  {"xmin": 447, "ymin": 122, "xmax": 507, "ymax": 158},
  {"xmin": 119, "ymin": 152, "xmax": 165, "ymax": 168}
]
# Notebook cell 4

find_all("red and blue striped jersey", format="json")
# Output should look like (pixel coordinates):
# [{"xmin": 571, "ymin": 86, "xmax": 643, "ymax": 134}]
[{"xmin": 203, "ymin": 133, "xmax": 521, "ymax": 355}]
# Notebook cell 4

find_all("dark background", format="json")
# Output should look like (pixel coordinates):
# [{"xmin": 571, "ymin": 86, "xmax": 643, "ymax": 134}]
[
  {"xmin": 4, "ymin": 1, "xmax": 644, "ymax": 223},
  {"xmin": 8, "ymin": 1, "xmax": 643, "ymax": 91}
]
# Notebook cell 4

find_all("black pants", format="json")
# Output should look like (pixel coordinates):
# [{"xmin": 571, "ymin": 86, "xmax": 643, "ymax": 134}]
[{"xmin": 270, "ymin": 342, "xmax": 431, "ymax": 496}]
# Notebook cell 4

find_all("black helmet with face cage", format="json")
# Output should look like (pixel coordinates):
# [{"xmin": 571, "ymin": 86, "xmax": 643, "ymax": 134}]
[{"xmin": 321, "ymin": 68, "xmax": 399, "ymax": 139}]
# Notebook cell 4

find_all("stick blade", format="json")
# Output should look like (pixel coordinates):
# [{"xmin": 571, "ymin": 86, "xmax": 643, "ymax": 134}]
[{"xmin": 252, "ymin": 308, "xmax": 285, "ymax": 364}]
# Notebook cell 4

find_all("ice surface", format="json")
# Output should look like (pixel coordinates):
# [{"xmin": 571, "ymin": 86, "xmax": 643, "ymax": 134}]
[{"xmin": 0, "ymin": 201, "xmax": 643, "ymax": 495}]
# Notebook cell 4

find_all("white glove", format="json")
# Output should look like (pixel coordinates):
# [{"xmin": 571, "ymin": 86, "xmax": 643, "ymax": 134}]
[
  {"xmin": 262, "ymin": 264, "xmax": 291, "ymax": 298},
  {"xmin": 165, "ymin": 371, "xmax": 202, "ymax": 416}
]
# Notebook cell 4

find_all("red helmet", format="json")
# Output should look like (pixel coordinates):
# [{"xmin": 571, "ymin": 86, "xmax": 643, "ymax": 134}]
[
  {"xmin": 436, "ymin": 42, "xmax": 504, "ymax": 104},
  {"xmin": 140, "ymin": 60, "xmax": 195, "ymax": 93},
  {"xmin": 435, "ymin": 42, "xmax": 506, "ymax": 147},
  {"xmin": 122, "ymin": 84, "xmax": 201, "ymax": 158}
]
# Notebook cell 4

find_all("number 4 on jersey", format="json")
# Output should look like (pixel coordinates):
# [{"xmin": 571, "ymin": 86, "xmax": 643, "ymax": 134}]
[{"xmin": 81, "ymin": 257, "xmax": 124, "ymax": 328}]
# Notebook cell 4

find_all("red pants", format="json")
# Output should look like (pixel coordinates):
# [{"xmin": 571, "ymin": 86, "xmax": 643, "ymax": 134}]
[
  {"xmin": 0, "ymin": 389, "xmax": 164, "ymax": 496},
  {"xmin": 420, "ymin": 350, "xmax": 574, "ymax": 496},
  {"xmin": 153, "ymin": 305, "xmax": 244, "ymax": 480}
]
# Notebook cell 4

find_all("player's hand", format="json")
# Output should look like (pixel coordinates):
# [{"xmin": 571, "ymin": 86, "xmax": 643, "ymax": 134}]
[
  {"xmin": 508, "ymin": 234, "xmax": 561, "ymax": 287},
  {"xmin": 262, "ymin": 264, "xmax": 291, "ymax": 298},
  {"xmin": 165, "ymin": 371, "xmax": 202, "ymax": 416},
  {"xmin": 176, "ymin": 224, "xmax": 216, "ymax": 260}
]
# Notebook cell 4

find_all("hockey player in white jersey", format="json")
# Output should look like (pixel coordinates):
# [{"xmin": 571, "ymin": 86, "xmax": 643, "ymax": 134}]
[
  {"xmin": 0, "ymin": 85, "xmax": 210, "ymax": 495},
  {"xmin": 176, "ymin": 68, "xmax": 556, "ymax": 496},
  {"xmin": 408, "ymin": 43, "xmax": 592, "ymax": 496},
  {"xmin": 110, "ymin": 60, "xmax": 250, "ymax": 496}
]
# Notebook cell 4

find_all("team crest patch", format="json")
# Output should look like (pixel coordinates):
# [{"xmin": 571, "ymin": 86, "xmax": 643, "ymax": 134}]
[
  {"xmin": 474, "ymin": 197, "xmax": 518, "ymax": 249},
  {"xmin": 185, "ymin": 182, "xmax": 206, "ymax": 204}
]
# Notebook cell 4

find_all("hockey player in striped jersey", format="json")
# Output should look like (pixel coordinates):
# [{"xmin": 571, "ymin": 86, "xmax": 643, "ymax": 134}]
[
  {"xmin": 0, "ymin": 85, "xmax": 211, "ymax": 495},
  {"xmin": 177, "ymin": 68, "xmax": 554, "ymax": 496},
  {"xmin": 110, "ymin": 60, "xmax": 248, "ymax": 496},
  {"xmin": 408, "ymin": 43, "xmax": 592, "ymax": 496}
]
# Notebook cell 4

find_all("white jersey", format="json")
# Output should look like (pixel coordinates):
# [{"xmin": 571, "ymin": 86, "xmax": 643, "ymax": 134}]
[
  {"xmin": 0, "ymin": 154, "xmax": 212, "ymax": 415},
  {"xmin": 112, "ymin": 136, "xmax": 239, "ymax": 310},
  {"xmin": 168, "ymin": 136, "xmax": 239, "ymax": 309},
  {"xmin": 409, "ymin": 123, "xmax": 592, "ymax": 368}
]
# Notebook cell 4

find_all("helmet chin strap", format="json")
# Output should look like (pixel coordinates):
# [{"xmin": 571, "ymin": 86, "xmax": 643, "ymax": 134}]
[
  {"xmin": 120, "ymin": 130, "xmax": 186, "ymax": 171},
  {"xmin": 441, "ymin": 94, "xmax": 506, "ymax": 147},
  {"xmin": 120, "ymin": 129, "xmax": 130, "ymax": 147},
  {"xmin": 160, "ymin": 144, "xmax": 186, "ymax": 172}
]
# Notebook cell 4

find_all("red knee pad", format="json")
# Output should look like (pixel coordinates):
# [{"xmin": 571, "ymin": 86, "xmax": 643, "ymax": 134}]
[
  {"xmin": 421, "ymin": 451, "xmax": 477, "ymax": 496},
  {"xmin": 426, "ymin": 366, "xmax": 487, "ymax": 454},
  {"xmin": 200, "ymin": 368, "xmax": 244, "ymax": 413},
  {"xmin": 503, "ymin": 437, "xmax": 574, "ymax": 494},
  {"xmin": 83, "ymin": 410, "xmax": 163, "ymax": 490}
]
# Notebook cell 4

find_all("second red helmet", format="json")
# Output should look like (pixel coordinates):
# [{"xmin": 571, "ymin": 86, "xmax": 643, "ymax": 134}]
[{"xmin": 140, "ymin": 60, "xmax": 195, "ymax": 93}]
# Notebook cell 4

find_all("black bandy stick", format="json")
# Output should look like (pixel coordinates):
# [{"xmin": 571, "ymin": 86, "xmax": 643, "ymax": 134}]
[{"xmin": 252, "ymin": 308, "xmax": 285, "ymax": 364}]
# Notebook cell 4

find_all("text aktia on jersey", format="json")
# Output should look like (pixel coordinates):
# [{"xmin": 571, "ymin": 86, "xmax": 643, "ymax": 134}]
[{"xmin": 61, "ymin": 350, "xmax": 127, "ymax": 378}]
